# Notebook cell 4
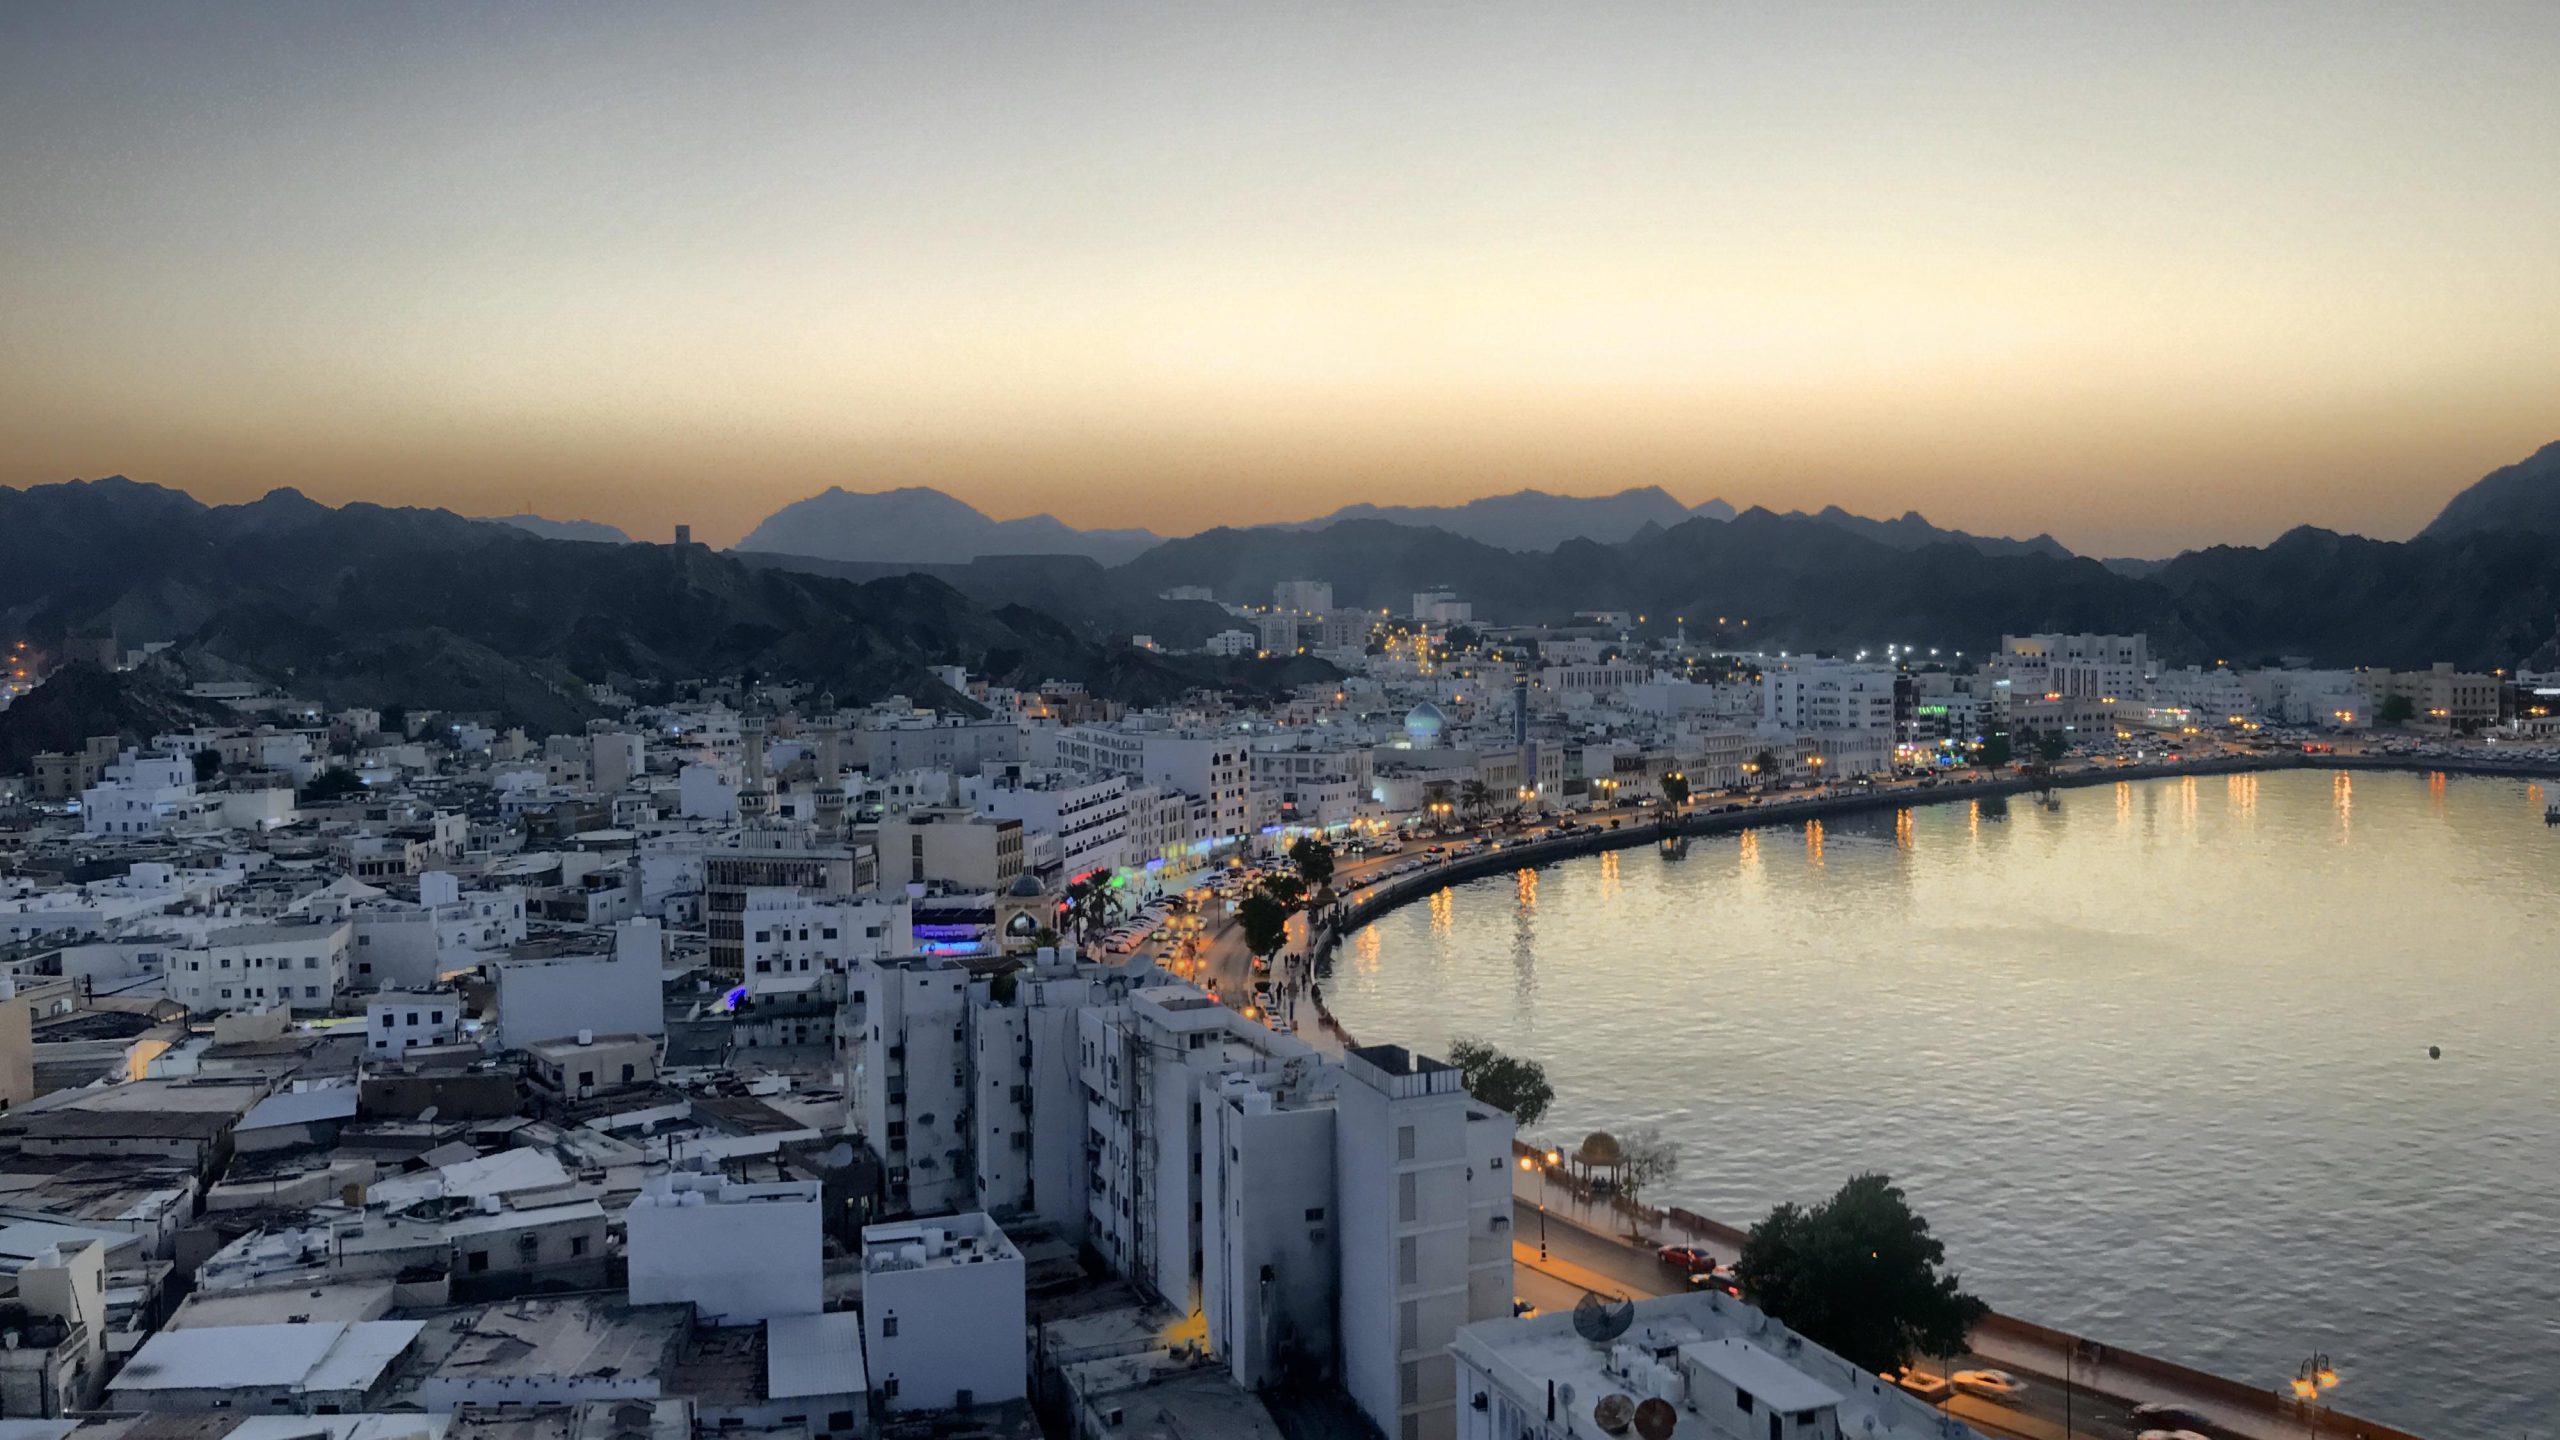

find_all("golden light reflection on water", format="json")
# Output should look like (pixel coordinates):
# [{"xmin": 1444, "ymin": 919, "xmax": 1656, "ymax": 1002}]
[
  {"xmin": 1597, "ymin": 848, "xmax": 1622, "ymax": 902},
  {"xmin": 1330, "ymin": 771, "xmax": 2560, "ymax": 1433},
  {"xmin": 1968, "ymin": 800, "xmax": 1981, "ymax": 840},
  {"xmin": 1429, "ymin": 887, "xmax": 1454, "ymax": 935},
  {"xmin": 1353, "ymin": 924, "xmax": 1380, "ymax": 976},
  {"xmin": 1805, "ymin": 819, "xmax": 1827, "ymax": 868},
  {"xmin": 1515, "ymin": 867, "xmax": 1539, "ymax": 911},
  {"xmin": 1894, "ymin": 808, "xmax": 1914, "ymax": 851},
  {"xmin": 2179, "ymin": 775, "xmax": 2199, "ymax": 831}
]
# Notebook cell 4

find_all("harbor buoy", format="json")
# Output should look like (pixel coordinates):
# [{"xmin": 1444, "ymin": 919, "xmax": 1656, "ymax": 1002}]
[{"xmin": 2428, "ymin": 1045, "xmax": 2441, "ymax": 1060}]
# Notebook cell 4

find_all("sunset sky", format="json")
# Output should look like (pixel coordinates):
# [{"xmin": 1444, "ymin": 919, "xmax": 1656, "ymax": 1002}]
[{"xmin": 3, "ymin": 3, "xmax": 2555, "ymax": 556}]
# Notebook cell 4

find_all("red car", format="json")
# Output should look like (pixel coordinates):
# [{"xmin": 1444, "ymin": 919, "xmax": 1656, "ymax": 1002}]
[{"xmin": 1656, "ymin": 1244, "xmax": 1713, "ymax": 1272}]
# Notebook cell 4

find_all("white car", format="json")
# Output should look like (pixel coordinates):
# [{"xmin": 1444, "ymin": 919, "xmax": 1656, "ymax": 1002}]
[{"xmin": 1951, "ymin": 1370, "xmax": 2027, "ymax": 1402}]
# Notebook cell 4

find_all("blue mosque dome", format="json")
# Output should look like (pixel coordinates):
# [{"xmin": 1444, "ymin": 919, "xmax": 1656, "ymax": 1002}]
[{"xmin": 1405, "ymin": 700, "xmax": 1448, "ymax": 745}]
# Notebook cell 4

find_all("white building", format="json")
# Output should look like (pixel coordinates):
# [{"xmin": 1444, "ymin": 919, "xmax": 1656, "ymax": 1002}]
[
  {"xmin": 1335, "ymin": 1044, "xmax": 1514, "ymax": 1440},
  {"xmin": 1451, "ymin": 1289, "xmax": 1975, "ymax": 1440},
  {"xmin": 1040, "ymin": 725, "xmax": 1251, "ymax": 855},
  {"xmin": 363, "ymin": 990, "xmax": 460, "ymax": 1055},
  {"xmin": 853, "ymin": 954, "xmax": 976, "ymax": 1217},
  {"xmin": 1080, "ymin": 986, "xmax": 1317, "ymax": 1312},
  {"xmin": 169, "ymin": 918, "xmax": 353, "ymax": 1015},
  {"xmin": 739, "ymin": 890, "xmax": 913, "ymax": 991},
  {"xmin": 860, "ymin": 1212, "xmax": 1026, "ymax": 1414},
  {"xmin": 1760, "ymin": 661, "xmax": 1896, "ymax": 739},
  {"xmin": 81, "ymin": 751, "xmax": 218, "ymax": 837},
  {"xmin": 1413, "ymin": 592, "xmax": 1473, "ymax": 625},
  {"xmin": 2001, "ymin": 633, "xmax": 2149, "ymax": 702},
  {"xmin": 973, "ymin": 770, "xmax": 1132, "ymax": 881},
  {"xmin": 625, "ymin": 1174, "xmax": 823, "ymax": 1324},
  {"xmin": 490, "ymin": 918, "xmax": 666, "ymax": 1051},
  {"xmin": 966, "ymin": 969, "xmax": 1098, "ymax": 1241}
]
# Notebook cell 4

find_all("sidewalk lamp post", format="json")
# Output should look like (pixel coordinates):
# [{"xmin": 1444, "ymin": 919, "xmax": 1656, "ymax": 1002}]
[{"xmin": 2289, "ymin": 1354, "xmax": 2340, "ymax": 1438}]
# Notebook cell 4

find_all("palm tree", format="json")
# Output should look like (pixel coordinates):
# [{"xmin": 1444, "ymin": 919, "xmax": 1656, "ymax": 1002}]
[
  {"xmin": 1459, "ymin": 779, "xmax": 1493, "ymax": 823},
  {"xmin": 1064, "ymin": 878, "xmax": 1125, "ymax": 949}
]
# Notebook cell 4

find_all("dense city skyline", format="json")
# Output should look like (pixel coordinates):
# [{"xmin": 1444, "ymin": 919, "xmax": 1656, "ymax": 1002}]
[{"xmin": 4, "ymin": 3, "xmax": 2556, "ymax": 554}]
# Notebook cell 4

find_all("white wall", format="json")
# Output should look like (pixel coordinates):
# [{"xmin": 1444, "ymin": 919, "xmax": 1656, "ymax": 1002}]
[
  {"xmin": 625, "ymin": 1176, "xmax": 822, "ymax": 1323},
  {"xmin": 862, "ymin": 1218, "xmax": 1026, "ymax": 1412},
  {"xmin": 493, "ymin": 918, "xmax": 664, "ymax": 1051}
]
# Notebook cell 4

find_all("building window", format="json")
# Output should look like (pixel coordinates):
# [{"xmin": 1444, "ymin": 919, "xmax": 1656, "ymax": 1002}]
[
  {"xmin": 467, "ymin": 1250, "xmax": 490, "ymax": 1273},
  {"xmin": 882, "ymin": 1315, "xmax": 898, "ymax": 1338},
  {"xmin": 1397, "ymin": 1125, "xmax": 1416, "ymax": 1161}
]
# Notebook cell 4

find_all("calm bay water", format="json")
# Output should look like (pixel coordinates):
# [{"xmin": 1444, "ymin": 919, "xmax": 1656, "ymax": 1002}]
[{"xmin": 1328, "ymin": 770, "xmax": 2560, "ymax": 1436}]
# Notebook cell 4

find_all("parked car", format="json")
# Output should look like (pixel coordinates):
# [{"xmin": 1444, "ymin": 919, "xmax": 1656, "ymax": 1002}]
[
  {"xmin": 2128, "ymin": 1404, "xmax": 2213, "ymax": 1430},
  {"xmin": 1889, "ymin": 1369, "xmax": 1953, "ymax": 1403}
]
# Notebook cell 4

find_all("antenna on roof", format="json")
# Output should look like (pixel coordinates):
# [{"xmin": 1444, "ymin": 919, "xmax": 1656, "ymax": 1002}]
[{"xmin": 1572, "ymin": 1291, "xmax": 1634, "ymax": 1348}]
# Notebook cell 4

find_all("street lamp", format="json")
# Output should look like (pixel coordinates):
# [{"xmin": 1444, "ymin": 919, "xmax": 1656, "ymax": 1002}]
[{"xmin": 2289, "ymin": 1353, "xmax": 2341, "ymax": 1438}]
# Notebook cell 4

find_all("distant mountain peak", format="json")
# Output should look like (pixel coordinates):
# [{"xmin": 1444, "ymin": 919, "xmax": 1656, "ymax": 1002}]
[
  {"xmin": 2416, "ymin": 440, "xmax": 2560, "ymax": 542},
  {"xmin": 733, "ymin": 485, "xmax": 1162, "ymax": 566}
]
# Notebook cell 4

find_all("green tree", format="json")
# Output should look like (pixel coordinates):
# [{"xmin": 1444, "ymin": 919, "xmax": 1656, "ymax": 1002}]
[
  {"xmin": 1975, "ymin": 726, "xmax": 2013, "ymax": 769},
  {"xmin": 1446, "ymin": 1037, "xmax": 1555, "ymax": 1128},
  {"xmin": 1288, "ymin": 836, "xmax": 1337, "ymax": 900},
  {"xmin": 1735, "ymin": 1173, "xmax": 1990, "ymax": 1373},
  {"xmin": 1748, "ymin": 750, "xmax": 1780, "ymax": 786},
  {"xmin": 2034, "ymin": 730, "xmax": 2070, "ymax": 764},
  {"xmin": 1459, "ymin": 778, "xmax": 1493, "ymax": 822},
  {"xmin": 1236, "ymin": 879, "xmax": 1298, "ymax": 966},
  {"xmin": 298, "ymin": 768, "xmax": 365, "ymax": 803},
  {"xmin": 1660, "ymin": 770, "xmax": 1691, "ymax": 809},
  {"xmin": 2377, "ymin": 692, "xmax": 2415, "ymax": 726},
  {"xmin": 190, "ymin": 749, "xmax": 222, "ymax": 785}
]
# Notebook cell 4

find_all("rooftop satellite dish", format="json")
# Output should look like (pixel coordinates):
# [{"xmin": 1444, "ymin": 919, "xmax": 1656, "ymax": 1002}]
[
  {"xmin": 1592, "ymin": 1394, "xmax": 1635, "ymax": 1435},
  {"xmin": 1572, "ymin": 1292, "xmax": 1635, "ymax": 1346},
  {"xmin": 416, "ymin": 1105, "xmax": 440, "ymax": 1125},
  {"xmin": 1558, "ymin": 1383, "xmax": 1578, "ymax": 1412},
  {"xmin": 1632, "ymin": 1398, "xmax": 1678, "ymax": 1440}
]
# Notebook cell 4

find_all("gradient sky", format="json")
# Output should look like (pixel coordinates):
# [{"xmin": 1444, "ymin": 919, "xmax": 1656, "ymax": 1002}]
[{"xmin": 3, "ymin": 3, "xmax": 2555, "ymax": 555}]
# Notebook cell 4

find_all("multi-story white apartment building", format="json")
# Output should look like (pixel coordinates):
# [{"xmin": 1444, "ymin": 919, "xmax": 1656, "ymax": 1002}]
[
  {"xmin": 851, "ymin": 716, "xmax": 1024, "ymax": 777},
  {"xmin": 1334, "ymin": 1044, "xmax": 1515, "ymax": 1440},
  {"xmin": 871, "ymin": 809, "xmax": 1025, "ymax": 893},
  {"xmin": 1040, "ymin": 725, "xmax": 1251, "ymax": 853},
  {"xmin": 2001, "ymin": 633, "xmax": 2150, "ymax": 702},
  {"xmin": 740, "ymin": 890, "xmax": 913, "ymax": 989},
  {"xmin": 169, "ymin": 918, "xmax": 353, "ymax": 1015},
  {"xmin": 81, "ymin": 752, "xmax": 218, "ymax": 837},
  {"xmin": 1760, "ymin": 660, "xmax": 1897, "ymax": 739},
  {"xmin": 854, "ymin": 953, "xmax": 977, "ymax": 1218},
  {"xmin": 970, "ymin": 769, "xmax": 1130, "ymax": 881},
  {"xmin": 966, "ymin": 969, "xmax": 1098, "ymax": 1241},
  {"xmin": 1250, "ymin": 739, "xmax": 1377, "ymax": 832},
  {"xmin": 1080, "ymin": 986, "xmax": 1315, "ymax": 1309},
  {"xmin": 363, "ymin": 989, "xmax": 461, "ymax": 1055}
]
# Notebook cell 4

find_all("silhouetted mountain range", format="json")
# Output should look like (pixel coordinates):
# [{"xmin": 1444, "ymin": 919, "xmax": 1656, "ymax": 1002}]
[
  {"xmin": 734, "ymin": 487, "xmax": 1164, "ymax": 566},
  {"xmin": 477, "ymin": 513, "xmax": 635, "ymax": 544},
  {"xmin": 1277, "ymin": 487, "xmax": 1732, "ymax": 549},
  {"xmin": 723, "ymin": 483, "xmax": 2055, "ymax": 563},
  {"xmin": 10, "ymin": 440, "xmax": 2560, "ymax": 749},
  {"xmin": 2417, "ymin": 440, "xmax": 2560, "ymax": 541},
  {"xmin": 0, "ymin": 478, "xmax": 1325, "ymax": 736}
]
